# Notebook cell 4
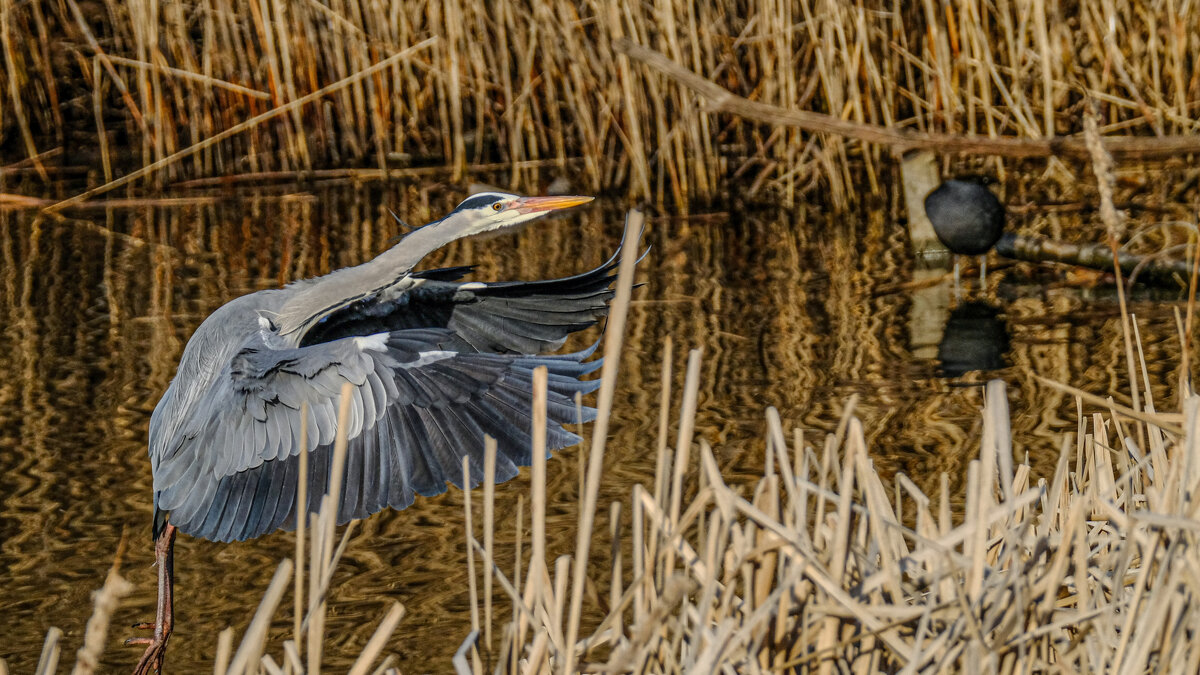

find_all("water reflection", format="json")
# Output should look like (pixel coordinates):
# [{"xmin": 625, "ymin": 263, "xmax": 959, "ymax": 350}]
[
  {"xmin": 937, "ymin": 301, "xmax": 1011, "ymax": 377},
  {"xmin": 0, "ymin": 183, "xmax": 1192, "ymax": 671}
]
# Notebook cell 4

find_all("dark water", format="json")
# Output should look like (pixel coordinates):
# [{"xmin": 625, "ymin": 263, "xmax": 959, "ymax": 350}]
[{"xmin": 0, "ymin": 182, "xmax": 1190, "ymax": 671}]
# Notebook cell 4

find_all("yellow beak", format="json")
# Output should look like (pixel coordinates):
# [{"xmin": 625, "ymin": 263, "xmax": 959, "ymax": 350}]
[{"xmin": 511, "ymin": 195, "xmax": 594, "ymax": 214}]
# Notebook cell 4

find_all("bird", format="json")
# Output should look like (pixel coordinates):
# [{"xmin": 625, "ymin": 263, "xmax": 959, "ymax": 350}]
[
  {"xmin": 923, "ymin": 178, "xmax": 1006, "ymax": 286},
  {"xmin": 131, "ymin": 192, "xmax": 622, "ymax": 673}
]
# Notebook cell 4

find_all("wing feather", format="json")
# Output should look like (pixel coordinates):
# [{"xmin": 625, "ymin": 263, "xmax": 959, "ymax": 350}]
[
  {"xmin": 149, "ymin": 237, "xmax": 635, "ymax": 543},
  {"xmin": 297, "ymin": 248, "xmax": 624, "ymax": 354}
]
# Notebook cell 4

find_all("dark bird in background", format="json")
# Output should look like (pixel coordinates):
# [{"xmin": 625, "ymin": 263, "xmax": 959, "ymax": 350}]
[
  {"xmin": 924, "ymin": 178, "xmax": 1006, "ymax": 286},
  {"xmin": 132, "ymin": 193, "xmax": 620, "ymax": 672}
]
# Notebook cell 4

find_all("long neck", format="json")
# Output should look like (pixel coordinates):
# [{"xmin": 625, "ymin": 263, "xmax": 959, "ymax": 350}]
[{"xmin": 274, "ymin": 220, "xmax": 454, "ymax": 338}]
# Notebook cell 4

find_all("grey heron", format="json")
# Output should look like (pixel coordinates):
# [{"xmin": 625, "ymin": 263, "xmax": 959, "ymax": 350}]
[
  {"xmin": 131, "ymin": 192, "xmax": 618, "ymax": 672},
  {"xmin": 924, "ymin": 178, "xmax": 1005, "ymax": 286}
]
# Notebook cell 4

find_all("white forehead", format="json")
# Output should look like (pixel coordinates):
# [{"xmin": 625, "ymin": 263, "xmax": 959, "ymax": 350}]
[{"xmin": 454, "ymin": 192, "xmax": 520, "ymax": 212}]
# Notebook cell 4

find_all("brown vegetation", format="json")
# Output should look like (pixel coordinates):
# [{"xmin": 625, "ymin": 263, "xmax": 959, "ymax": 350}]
[
  {"xmin": 465, "ymin": 364, "xmax": 1200, "ymax": 673},
  {"xmin": 1, "ymin": 0, "xmax": 1198, "ymax": 208}
]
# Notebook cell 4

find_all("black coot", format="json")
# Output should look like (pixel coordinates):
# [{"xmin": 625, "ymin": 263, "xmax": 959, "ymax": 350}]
[{"xmin": 924, "ymin": 179, "xmax": 1005, "ymax": 256}]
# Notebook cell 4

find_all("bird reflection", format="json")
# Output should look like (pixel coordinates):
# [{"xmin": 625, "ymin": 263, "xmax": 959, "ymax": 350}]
[{"xmin": 937, "ymin": 301, "xmax": 1010, "ymax": 377}]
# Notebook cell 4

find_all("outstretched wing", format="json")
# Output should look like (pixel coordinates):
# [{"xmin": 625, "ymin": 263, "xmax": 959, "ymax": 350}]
[
  {"xmin": 297, "ymin": 249, "xmax": 622, "ymax": 354},
  {"xmin": 152, "ymin": 327, "xmax": 598, "ymax": 542}
]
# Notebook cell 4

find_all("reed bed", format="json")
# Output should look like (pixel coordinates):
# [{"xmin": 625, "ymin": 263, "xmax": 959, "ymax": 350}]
[
  {"xmin": 22, "ymin": 321, "xmax": 1200, "ymax": 673},
  {"xmin": 448, "ymin": 210, "xmax": 1200, "ymax": 672},
  {"xmin": 34, "ymin": 351, "xmax": 1200, "ymax": 674},
  {"xmin": 459, "ymin": 354, "xmax": 1200, "ymax": 671},
  {"xmin": 2, "ymin": 0, "xmax": 1199, "ymax": 207}
]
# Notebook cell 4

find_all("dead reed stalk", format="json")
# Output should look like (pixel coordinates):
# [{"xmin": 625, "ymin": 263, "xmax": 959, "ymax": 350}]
[
  {"xmin": 466, "ymin": 351, "xmax": 1200, "ymax": 672},
  {"xmin": 2, "ymin": 1, "xmax": 1196, "ymax": 207},
  {"xmin": 452, "ymin": 207, "xmax": 1200, "ymax": 672}
]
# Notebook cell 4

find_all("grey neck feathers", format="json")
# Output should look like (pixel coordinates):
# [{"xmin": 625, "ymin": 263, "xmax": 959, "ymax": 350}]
[{"xmin": 273, "ymin": 220, "xmax": 454, "ymax": 339}]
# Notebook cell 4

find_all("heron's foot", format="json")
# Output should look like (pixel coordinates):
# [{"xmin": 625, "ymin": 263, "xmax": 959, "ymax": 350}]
[{"xmin": 131, "ymin": 633, "xmax": 170, "ymax": 675}]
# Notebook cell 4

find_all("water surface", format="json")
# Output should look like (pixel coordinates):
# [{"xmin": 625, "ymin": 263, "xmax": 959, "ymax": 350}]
[{"xmin": 0, "ymin": 182, "xmax": 1189, "ymax": 671}]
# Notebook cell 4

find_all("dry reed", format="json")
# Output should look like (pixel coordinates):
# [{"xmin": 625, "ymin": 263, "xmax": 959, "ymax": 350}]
[
  {"xmin": 1, "ymin": 1, "xmax": 1197, "ymax": 208},
  {"xmin": 458, "ymin": 328, "xmax": 1200, "ymax": 673},
  {"xmin": 439, "ymin": 209, "xmax": 1200, "ymax": 672}
]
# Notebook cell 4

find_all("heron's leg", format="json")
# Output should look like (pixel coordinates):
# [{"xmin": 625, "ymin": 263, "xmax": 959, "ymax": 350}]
[
  {"xmin": 979, "ymin": 255, "xmax": 988, "ymax": 286},
  {"xmin": 130, "ymin": 523, "xmax": 177, "ymax": 675},
  {"xmin": 952, "ymin": 255, "xmax": 962, "ymax": 299}
]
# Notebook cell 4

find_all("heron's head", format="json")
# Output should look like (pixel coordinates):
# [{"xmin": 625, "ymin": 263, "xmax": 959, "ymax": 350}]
[{"xmin": 436, "ymin": 192, "xmax": 594, "ymax": 238}]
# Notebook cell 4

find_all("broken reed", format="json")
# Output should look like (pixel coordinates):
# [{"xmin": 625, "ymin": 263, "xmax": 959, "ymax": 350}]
[
  {"xmin": 461, "ymin": 354, "xmax": 1200, "ymax": 673},
  {"xmin": 5, "ymin": 0, "xmax": 1200, "ymax": 207}
]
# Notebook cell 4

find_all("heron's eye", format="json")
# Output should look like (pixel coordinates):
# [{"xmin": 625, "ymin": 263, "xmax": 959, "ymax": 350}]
[{"xmin": 492, "ymin": 202, "xmax": 504, "ymax": 211}]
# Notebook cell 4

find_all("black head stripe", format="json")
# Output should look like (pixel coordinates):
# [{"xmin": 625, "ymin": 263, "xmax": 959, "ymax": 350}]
[{"xmin": 454, "ymin": 193, "xmax": 508, "ymax": 212}]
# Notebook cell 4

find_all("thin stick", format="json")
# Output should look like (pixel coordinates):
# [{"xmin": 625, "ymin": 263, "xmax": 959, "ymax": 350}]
[
  {"xmin": 45, "ymin": 38, "xmax": 437, "ymax": 212},
  {"xmin": 34, "ymin": 628, "xmax": 62, "ymax": 675},
  {"xmin": 614, "ymin": 39, "xmax": 1200, "ymax": 160},
  {"xmin": 213, "ymin": 628, "xmax": 234, "ymax": 675},
  {"xmin": 653, "ymin": 336, "xmax": 674, "ymax": 510},
  {"xmin": 669, "ymin": 350, "xmax": 704, "ymax": 527},
  {"xmin": 561, "ymin": 210, "xmax": 644, "ymax": 674},
  {"xmin": 100, "ymin": 54, "xmax": 271, "ymax": 99},
  {"xmin": 463, "ymin": 455, "xmax": 481, "ymax": 643},
  {"xmin": 308, "ymin": 383, "xmax": 356, "ymax": 672},
  {"xmin": 305, "ymin": 519, "xmax": 360, "ymax": 627},
  {"xmin": 532, "ymin": 367, "xmax": 547, "ymax": 593},
  {"xmin": 519, "ymin": 366, "xmax": 549, "ymax": 650},
  {"xmin": 306, "ymin": 510, "xmax": 323, "ymax": 673},
  {"xmin": 346, "ymin": 602, "xmax": 406, "ymax": 675},
  {"xmin": 483, "ymin": 435, "xmax": 497, "ymax": 649},
  {"xmin": 282, "ymin": 641, "xmax": 302, "ymax": 675},
  {"xmin": 323, "ymin": 383, "xmax": 356, "ymax": 579},
  {"xmin": 227, "ymin": 559, "xmax": 294, "ymax": 675},
  {"xmin": 1083, "ymin": 107, "xmax": 1144, "ymax": 456}
]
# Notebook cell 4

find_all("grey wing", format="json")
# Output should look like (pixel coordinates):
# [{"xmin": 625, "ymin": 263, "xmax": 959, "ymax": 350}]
[
  {"xmin": 298, "ymin": 247, "xmax": 624, "ymax": 354},
  {"xmin": 151, "ymin": 327, "xmax": 599, "ymax": 542}
]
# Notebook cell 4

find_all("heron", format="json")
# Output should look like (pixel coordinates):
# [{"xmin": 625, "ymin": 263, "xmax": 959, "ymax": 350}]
[
  {"xmin": 924, "ymin": 178, "xmax": 1005, "ymax": 287},
  {"xmin": 131, "ymin": 192, "xmax": 620, "ymax": 673}
]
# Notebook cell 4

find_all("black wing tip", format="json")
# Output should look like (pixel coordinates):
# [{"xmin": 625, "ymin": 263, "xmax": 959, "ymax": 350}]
[
  {"xmin": 473, "ymin": 235, "xmax": 646, "ymax": 298},
  {"xmin": 411, "ymin": 265, "xmax": 478, "ymax": 282}
]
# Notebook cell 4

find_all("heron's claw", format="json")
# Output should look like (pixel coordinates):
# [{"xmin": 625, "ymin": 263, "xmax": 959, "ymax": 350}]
[{"xmin": 132, "ymin": 635, "xmax": 170, "ymax": 675}]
